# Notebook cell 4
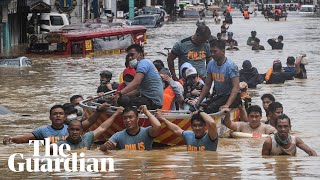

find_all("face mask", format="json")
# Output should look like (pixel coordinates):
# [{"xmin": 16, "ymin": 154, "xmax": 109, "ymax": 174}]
[
  {"xmin": 74, "ymin": 106, "xmax": 84, "ymax": 117},
  {"xmin": 67, "ymin": 114, "xmax": 78, "ymax": 121},
  {"xmin": 129, "ymin": 59, "xmax": 138, "ymax": 68},
  {"xmin": 124, "ymin": 81, "xmax": 130, "ymax": 85},
  {"xmin": 100, "ymin": 80, "xmax": 107, "ymax": 85}
]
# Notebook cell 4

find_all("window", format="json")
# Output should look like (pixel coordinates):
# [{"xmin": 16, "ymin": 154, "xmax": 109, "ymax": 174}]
[
  {"xmin": 25, "ymin": 59, "xmax": 32, "ymax": 66},
  {"xmin": 71, "ymin": 42, "xmax": 83, "ymax": 55},
  {"xmin": 0, "ymin": 60, "xmax": 19, "ymax": 66},
  {"xmin": 50, "ymin": 16, "xmax": 64, "ymax": 26},
  {"xmin": 21, "ymin": 58, "xmax": 27, "ymax": 66},
  {"xmin": 21, "ymin": 58, "xmax": 32, "ymax": 66}
]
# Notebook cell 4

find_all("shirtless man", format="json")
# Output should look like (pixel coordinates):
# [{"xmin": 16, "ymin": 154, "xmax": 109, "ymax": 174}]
[
  {"xmin": 262, "ymin": 114, "xmax": 317, "ymax": 156},
  {"xmin": 223, "ymin": 105, "xmax": 276, "ymax": 135}
]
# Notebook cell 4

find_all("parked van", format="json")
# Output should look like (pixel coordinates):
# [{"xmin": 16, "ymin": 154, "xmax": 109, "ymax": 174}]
[{"xmin": 27, "ymin": 13, "xmax": 69, "ymax": 45}]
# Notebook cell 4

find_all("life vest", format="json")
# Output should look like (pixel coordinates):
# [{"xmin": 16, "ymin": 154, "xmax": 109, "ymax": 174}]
[
  {"xmin": 265, "ymin": 68, "xmax": 273, "ymax": 81},
  {"xmin": 243, "ymin": 11, "xmax": 249, "ymax": 19},
  {"xmin": 161, "ymin": 86, "xmax": 175, "ymax": 110},
  {"xmin": 275, "ymin": 9, "xmax": 281, "ymax": 15},
  {"xmin": 119, "ymin": 73, "xmax": 123, "ymax": 84},
  {"xmin": 226, "ymin": 5, "xmax": 232, "ymax": 12}
]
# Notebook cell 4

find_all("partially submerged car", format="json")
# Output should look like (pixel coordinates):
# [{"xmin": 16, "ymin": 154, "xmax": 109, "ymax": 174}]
[
  {"xmin": 131, "ymin": 14, "xmax": 163, "ymax": 28},
  {"xmin": 0, "ymin": 56, "xmax": 32, "ymax": 67},
  {"xmin": 299, "ymin": 5, "xmax": 317, "ymax": 16}
]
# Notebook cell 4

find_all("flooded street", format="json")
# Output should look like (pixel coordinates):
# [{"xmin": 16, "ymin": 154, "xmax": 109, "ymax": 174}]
[{"xmin": 1, "ymin": 10, "xmax": 320, "ymax": 178}]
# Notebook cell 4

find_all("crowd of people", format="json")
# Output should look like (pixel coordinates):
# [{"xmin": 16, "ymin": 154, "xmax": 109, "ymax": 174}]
[{"xmin": 2, "ymin": 7, "xmax": 316, "ymax": 157}]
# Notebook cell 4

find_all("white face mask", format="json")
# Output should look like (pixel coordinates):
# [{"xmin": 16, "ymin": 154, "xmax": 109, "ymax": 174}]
[
  {"xmin": 129, "ymin": 59, "xmax": 138, "ymax": 68},
  {"xmin": 67, "ymin": 114, "xmax": 78, "ymax": 121},
  {"xmin": 74, "ymin": 106, "xmax": 84, "ymax": 117}
]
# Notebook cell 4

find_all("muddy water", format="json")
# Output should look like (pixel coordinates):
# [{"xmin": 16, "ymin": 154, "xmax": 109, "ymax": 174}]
[{"xmin": 0, "ymin": 11, "xmax": 320, "ymax": 178}]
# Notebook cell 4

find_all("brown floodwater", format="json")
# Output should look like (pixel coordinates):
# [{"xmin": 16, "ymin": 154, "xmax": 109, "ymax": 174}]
[{"xmin": 0, "ymin": 10, "xmax": 320, "ymax": 179}]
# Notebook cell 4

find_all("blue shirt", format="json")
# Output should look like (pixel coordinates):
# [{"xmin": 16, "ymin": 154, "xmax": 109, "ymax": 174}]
[
  {"xmin": 109, "ymin": 127, "xmax": 154, "ymax": 150},
  {"xmin": 57, "ymin": 131, "xmax": 94, "ymax": 150},
  {"xmin": 171, "ymin": 37, "xmax": 211, "ymax": 79},
  {"xmin": 283, "ymin": 66, "xmax": 295, "ymax": 80},
  {"xmin": 136, "ymin": 59, "xmax": 163, "ymax": 107},
  {"xmin": 207, "ymin": 58, "xmax": 239, "ymax": 96},
  {"xmin": 32, "ymin": 125, "xmax": 68, "ymax": 143},
  {"xmin": 182, "ymin": 131, "xmax": 218, "ymax": 151}
]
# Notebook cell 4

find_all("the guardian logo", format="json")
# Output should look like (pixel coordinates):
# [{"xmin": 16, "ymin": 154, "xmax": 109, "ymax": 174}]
[{"xmin": 8, "ymin": 138, "xmax": 114, "ymax": 172}]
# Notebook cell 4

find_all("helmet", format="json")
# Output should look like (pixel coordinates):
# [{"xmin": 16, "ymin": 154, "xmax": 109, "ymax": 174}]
[{"xmin": 100, "ymin": 70, "xmax": 112, "ymax": 79}]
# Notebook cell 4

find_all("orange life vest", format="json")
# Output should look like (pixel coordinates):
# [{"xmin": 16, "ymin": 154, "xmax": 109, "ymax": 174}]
[
  {"xmin": 226, "ymin": 5, "xmax": 232, "ymax": 12},
  {"xmin": 161, "ymin": 86, "xmax": 175, "ymax": 110},
  {"xmin": 265, "ymin": 68, "xmax": 273, "ymax": 81},
  {"xmin": 243, "ymin": 11, "xmax": 249, "ymax": 18}
]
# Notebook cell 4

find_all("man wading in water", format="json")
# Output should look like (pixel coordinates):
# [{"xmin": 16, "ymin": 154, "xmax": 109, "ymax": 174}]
[
  {"xmin": 155, "ymin": 109, "xmax": 218, "ymax": 151},
  {"xmin": 100, "ymin": 105, "xmax": 161, "ymax": 151},
  {"xmin": 3, "ymin": 104, "xmax": 109, "ymax": 144},
  {"xmin": 262, "ymin": 114, "xmax": 317, "ymax": 156}
]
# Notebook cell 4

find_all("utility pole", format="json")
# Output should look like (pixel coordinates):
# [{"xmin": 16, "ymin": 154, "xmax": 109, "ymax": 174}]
[{"xmin": 129, "ymin": 0, "xmax": 134, "ymax": 21}]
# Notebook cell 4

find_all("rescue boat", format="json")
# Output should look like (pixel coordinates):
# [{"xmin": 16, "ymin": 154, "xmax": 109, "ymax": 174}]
[{"xmin": 80, "ymin": 92, "xmax": 240, "ymax": 146}]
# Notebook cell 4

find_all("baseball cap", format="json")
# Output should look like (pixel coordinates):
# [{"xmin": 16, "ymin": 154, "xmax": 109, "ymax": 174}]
[
  {"xmin": 185, "ymin": 67, "xmax": 198, "ymax": 77},
  {"xmin": 123, "ymin": 67, "xmax": 136, "ymax": 77}
]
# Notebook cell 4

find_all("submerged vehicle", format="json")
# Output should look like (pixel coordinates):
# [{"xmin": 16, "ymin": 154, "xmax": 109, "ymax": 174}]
[
  {"xmin": 27, "ymin": 23, "xmax": 147, "ymax": 57},
  {"xmin": 141, "ymin": 7, "xmax": 169, "ymax": 22},
  {"xmin": 299, "ymin": 5, "xmax": 317, "ymax": 16},
  {"xmin": 0, "ymin": 56, "xmax": 32, "ymax": 67},
  {"xmin": 80, "ymin": 92, "xmax": 240, "ymax": 145},
  {"xmin": 178, "ymin": 9, "xmax": 200, "ymax": 19},
  {"xmin": 131, "ymin": 14, "xmax": 163, "ymax": 28}
]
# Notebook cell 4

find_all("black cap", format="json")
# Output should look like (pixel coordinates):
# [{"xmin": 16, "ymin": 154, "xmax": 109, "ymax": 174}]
[{"xmin": 100, "ymin": 70, "xmax": 112, "ymax": 78}]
